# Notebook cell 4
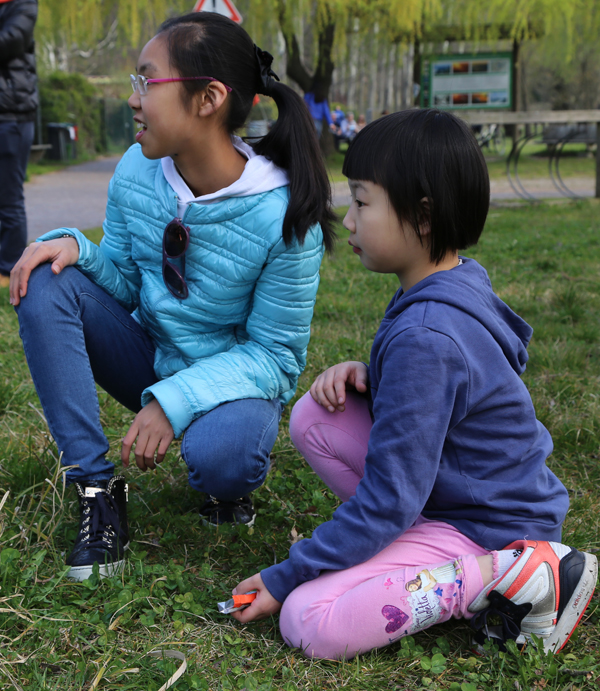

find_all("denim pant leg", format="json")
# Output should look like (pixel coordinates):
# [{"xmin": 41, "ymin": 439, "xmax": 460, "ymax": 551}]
[
  {"xmin": 16, "ymin": 264, "xmax": 158, "ymax": 483},
  {"xmin": 182, "ymin": 398, "xmax": 282, "ymax": 501},
  {"xmin": 0, "ymin": 121, "xmax": 35, "ymax": 275}
]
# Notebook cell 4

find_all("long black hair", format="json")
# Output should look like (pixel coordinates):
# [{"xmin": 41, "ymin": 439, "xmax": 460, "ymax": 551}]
[
  {"xmin": 157, "ymin": 12, "xmax": 336, "ymax": 252},
  {"xmin": 343, "ymin": 109, "xmax": 489, "ymax": 264}
]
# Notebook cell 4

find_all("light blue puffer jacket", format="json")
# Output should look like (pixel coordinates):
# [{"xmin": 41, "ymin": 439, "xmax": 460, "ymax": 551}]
[{"xmin": 39, "ymin": 145, "xmax": 324, "ymax": 437}]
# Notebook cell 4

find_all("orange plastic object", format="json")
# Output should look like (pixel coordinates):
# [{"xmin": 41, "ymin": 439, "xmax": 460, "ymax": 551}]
[{"xmin": 232, "ymin": 592, "xmax": 257, "ymax": 608}]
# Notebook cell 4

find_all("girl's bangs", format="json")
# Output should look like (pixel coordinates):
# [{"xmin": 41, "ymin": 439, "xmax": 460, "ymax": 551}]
[{"xmin": 342, "ymin": 122, "xmax": 390, "ymax": 186}]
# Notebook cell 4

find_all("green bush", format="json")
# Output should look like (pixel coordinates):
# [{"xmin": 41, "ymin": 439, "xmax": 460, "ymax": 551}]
[{"xmin": 38, "ymin": 72, "xmax": 103, "ymax": 155}]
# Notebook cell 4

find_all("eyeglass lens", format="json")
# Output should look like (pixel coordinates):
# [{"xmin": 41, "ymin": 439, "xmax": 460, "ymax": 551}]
[
  {"xmin": 162, "ymin": 219, "xmax": 190, "ymax": 299},
  {"xmin": 163, "ymin": 263, "xmax": 187, "ymax": 298},
  {"xmin": 164, "ymin": 220, "xmax": 189, "ymax": 257},
  {"xmin": 130, "ymin": 75, "xmax": 147, "ymax": 95}
]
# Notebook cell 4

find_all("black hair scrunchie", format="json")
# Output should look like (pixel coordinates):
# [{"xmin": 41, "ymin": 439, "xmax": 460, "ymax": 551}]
[{"xmin": 254, "ymin": 45, "xmax": 280, "ymax": 95}]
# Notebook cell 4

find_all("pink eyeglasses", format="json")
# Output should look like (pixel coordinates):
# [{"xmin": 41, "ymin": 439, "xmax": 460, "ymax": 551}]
[{"xmin": 130, "ymin": 74, "xmax": 233, "ymax": 96}]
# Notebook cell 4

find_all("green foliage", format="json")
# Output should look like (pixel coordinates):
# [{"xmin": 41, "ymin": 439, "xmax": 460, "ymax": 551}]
[
  {"xmin": 0, "ymin": 208, "xmax": 600, "ymax": 689},
  {"xmin": 39, "ymin": 72, "xmax": 103, "ymax": 154},
  {"xmin": 37, "ymin": 0, "xmax": 191, "ymax": 57}
]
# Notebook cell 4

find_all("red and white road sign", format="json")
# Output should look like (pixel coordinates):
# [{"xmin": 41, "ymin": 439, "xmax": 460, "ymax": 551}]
[{"xmin": 193, "ymin": 0, "xmax": 242, "ymax": 23}]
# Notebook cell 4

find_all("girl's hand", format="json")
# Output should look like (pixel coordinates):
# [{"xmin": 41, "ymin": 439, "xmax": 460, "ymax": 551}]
[
  {"xmin": 310, "ymin": 361, "xmax": 368, "ymax": 412},
  {"xmin": 231, "ymin": 573, "xmax": 281, "ymax": 623},
  {"xmin": 121, "ymin": 399, "xmax": 174, "ymax": 471},
  {"xmin": 10, "ymin": 237, "xmax": 80, "ymax": 306}
]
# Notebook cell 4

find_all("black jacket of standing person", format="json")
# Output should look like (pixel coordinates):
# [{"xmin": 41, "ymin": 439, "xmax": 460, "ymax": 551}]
[{"xmin": 0, "ymin": 0, "xmax": 38, "ymax": 121}]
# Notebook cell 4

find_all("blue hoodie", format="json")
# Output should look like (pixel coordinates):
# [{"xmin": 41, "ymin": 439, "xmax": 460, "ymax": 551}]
[{"xmin": 262, "ymin": 258, "xmax": 569, "ymax": 604}]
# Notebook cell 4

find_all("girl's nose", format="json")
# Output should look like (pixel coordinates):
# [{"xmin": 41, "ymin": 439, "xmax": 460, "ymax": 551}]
[
  {"xmin": 128, "ymin": 90, "xmax": 140, "ymax": 110},
  {"xmin": 342, "ymin": 208, "xmax": 354, "ymax": 232}
]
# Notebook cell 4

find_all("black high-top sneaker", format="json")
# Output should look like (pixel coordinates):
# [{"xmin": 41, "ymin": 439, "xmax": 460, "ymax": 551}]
[
  {"xmin": 200, "ymin": 495, "xmax": 256, "ymax": 527},
  {"xmin": 66, "ymin": 476, "xmax": 129, "ymax": 581}
]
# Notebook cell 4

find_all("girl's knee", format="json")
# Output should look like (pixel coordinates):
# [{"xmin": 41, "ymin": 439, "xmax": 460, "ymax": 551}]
[
  {"xmin": 280, "ymin": 589, "xmax": 317, "ymax": 655},
  {"xmin": 16, "ymin": 264, "xmax": 80, "ymax": 319},
  {"xmin": 280, "ymin": 588, "xmax": 346, "ymax": 660},
  {"xmin": 289, "ymin": 392, "xmax": 324, "ymax": 449},
  {"xmin": 182, "ymin": 434, "xmax": 270, "ymax": 500}
]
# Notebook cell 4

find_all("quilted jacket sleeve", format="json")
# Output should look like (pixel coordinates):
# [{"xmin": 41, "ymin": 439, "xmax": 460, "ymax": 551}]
[
  {"xmin": 0, "ymin": 0, "xmax": 36, "ymax": 63},
  {"xmin": 37, "ymin": 175, "xmax": 142, "ymax": 312},
  {"xmin": 141, "ymin": 229, "xmax": 324, "ymax": 437}
]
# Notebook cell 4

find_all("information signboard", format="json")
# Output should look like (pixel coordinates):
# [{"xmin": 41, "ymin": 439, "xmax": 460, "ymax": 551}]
[{"xmin": 428, "ymin": 53, "xmax": 513, "ymax": 110}]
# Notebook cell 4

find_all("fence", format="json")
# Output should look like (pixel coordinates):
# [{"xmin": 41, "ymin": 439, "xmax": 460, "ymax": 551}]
[
  {"xmin": 458, "ymin": 109, "xmax": 600, "ymax": 200},
  {"xmin": 101, "ymin": 98, "xmax": 134, "ymax": 154}
]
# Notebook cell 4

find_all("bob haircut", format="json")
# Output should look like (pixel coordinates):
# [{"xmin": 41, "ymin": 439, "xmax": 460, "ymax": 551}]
[{"xmin": 343, "ymin": 109, "xmax": 490, "ymax": 264}]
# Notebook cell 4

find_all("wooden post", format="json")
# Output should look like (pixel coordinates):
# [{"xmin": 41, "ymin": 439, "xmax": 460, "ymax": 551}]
[
  {"xmin": 596, "ymin": 123, "xmax": 600, "ymax": 198},
  {"xmin": 510, "ymin": 40, "xmax": 521, "ymax": 148}
]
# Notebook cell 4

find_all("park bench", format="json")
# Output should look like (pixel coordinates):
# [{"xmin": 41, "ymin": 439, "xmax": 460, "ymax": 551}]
[{"xmin": 28, "ymin": 143, "xmax": 52, "ymax": 164}]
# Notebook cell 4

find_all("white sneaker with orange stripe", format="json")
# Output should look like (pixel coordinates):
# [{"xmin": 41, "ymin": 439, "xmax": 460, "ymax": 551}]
[{"xmin": 468, "ymin": 540, "xmax": 597, "ymax": 652}]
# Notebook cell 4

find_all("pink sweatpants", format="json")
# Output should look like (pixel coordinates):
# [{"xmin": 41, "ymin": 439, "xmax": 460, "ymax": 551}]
[{"xmin": 280, "ymin": 391, "xmax": 493, "ymax": 660}]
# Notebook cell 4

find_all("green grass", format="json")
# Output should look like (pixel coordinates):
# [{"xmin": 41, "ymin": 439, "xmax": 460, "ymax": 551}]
[
  {"xmin": 485, "ymin": 142, "xmax": 596, "ymax": 181},
  {"xmin": 0, "ymin": 206, "xmax": 599, "ymax": 689}
]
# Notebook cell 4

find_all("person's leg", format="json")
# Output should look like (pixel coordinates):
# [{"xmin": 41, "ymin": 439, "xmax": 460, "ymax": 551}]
[
  {"xmin": 182, "ymin": 397, "xmax": 281, "ymax": 523},
  {"xmin": 16, "ymin": 264, "xmax": 160, "ymax": 579},
  {"xmin": 289, "ymin": 391, "xmax": 372, "ymax": 501},
  {"xmin": 280, "ymin": 519, "xmax": 491, "ymax": 660},
  {"xmin": 0, "ymin": 121, "xmax": 35, "ymax": 276},
  {"xmin": 16, "ymin": 264, "xmax": 158, "ymax": 484}
]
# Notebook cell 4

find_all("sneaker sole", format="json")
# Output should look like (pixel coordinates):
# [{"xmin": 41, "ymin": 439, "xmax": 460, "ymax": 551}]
[
  {"xmin": 542, "ymin": 551, "xmax": 598, "ymax": 653},
  {"xmin": 201, "ymin": 513, "xmax": 256, "ymax": 529},
  {"xmin": 67, "ymin": 557, "xmax": 126, "ymax": 582},
  {"xmin": 67, "ymin": 540, "xmax": 130, "ymax": 582}
]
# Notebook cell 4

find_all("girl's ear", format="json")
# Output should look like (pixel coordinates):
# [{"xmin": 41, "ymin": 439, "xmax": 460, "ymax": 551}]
[
  {"xmin": 419, "ymin": 197, "xmax": 431, "ymax": 236},
  {"xmin": 196, "ymin": 82, "xmax": 230, "ymax": 118}
]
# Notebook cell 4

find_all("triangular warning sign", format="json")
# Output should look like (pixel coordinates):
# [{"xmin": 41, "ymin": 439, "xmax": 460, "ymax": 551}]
[{"xmin": 193, "ymin": 0, "xmax": 242, "ymax": 23}]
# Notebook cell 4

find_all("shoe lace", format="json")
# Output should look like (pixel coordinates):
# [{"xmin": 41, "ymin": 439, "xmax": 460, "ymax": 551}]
[
  {"xmin": 80, "ymin": 491, "xmax": 123, "ymax": 550},
  {"xmin": 470, "ymin": 590, "xmax": 533, "ymax": 650}
]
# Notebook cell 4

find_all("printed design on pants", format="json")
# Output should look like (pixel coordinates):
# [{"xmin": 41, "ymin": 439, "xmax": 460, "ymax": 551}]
[
  {"xmin": 404, "ymin": 563, "xmax": 457, "ymax": 633},
  {"xmin": 381, "ymin": 562, "xmax": 462, "ymax": 641},
  {"xmin": 381, "ymin": 605, "xmax": 409, "ymax": 633}
]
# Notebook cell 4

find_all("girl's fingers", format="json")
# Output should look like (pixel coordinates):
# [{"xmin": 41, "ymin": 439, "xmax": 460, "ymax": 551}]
[
  {"xmin": 311, "ymin": 375, "xmax": 333, "ymax": 411},
  {"xmin": 311, "ymin": 365, "xmax": 354, "ymax": 412},
  {"xmin": 136, "ymin": 431, "xmax": 158, "ymax": 470},
  {"xmin": 333, "ymin": 372, "xmax": 348, "ymax": 407},
  {"xmin": 351, "ymin": 363, "xmax": 369, "ymax": 392},
  {"xmin": 155, "ymin": 435, "xmax": 172, "ymax": 465},
  {"xmin": 121, "ymin": 425, "xmax": 138, "ymax": 466},
  {"xmin": 322, "ymin": 369, "xmax": 342, "ymax": 410},
  {"xmin": 317, "ymin": 372, "xmax": 337, "ymax": 411}
]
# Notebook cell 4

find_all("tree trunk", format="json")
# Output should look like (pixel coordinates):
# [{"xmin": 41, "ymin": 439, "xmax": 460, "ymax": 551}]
[
  {"xmin": 412, "ymin": 37, "xmax": 421, "ymax": 106},
  {"xmin": 279, "ymin": 10, "xmax": 337, "ymax": 153}
]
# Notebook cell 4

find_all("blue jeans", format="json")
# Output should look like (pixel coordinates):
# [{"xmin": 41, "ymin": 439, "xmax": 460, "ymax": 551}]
[
  {"xmin": 0, "ymin": 120, "xmax": 35, "ymax": 275},
  {"xmin": 16, "ymin": 265, "xmax": 282, "ymax": 500}
]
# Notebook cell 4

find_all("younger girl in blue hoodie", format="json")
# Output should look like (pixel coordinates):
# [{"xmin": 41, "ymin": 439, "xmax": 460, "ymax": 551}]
[
  {"xmin": 233, "ymin": 109, "xmax": 597, "ymax": 659},
  {"xmin": 9, "ymin": 13, "xmax": 335, "ymax": 580}
]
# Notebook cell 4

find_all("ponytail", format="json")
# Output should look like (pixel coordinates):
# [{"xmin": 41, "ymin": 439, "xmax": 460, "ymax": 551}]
[
  {"xmin": 158, "ymin": 13, "xmax": 336, "ymax": 252},
  {"xmin": 253, "ymin": 79, "xmax": 336, "ymax": 252}
]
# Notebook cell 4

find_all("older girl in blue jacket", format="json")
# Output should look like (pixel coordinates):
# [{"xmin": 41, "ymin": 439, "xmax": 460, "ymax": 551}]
[{"xmin": 9, "ymin": 12, "xmax": 335, "ymax": 581}]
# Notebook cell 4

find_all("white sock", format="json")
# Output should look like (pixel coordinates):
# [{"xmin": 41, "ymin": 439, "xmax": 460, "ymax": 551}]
[{"xmin": 496, "ymin": 547, "xmax": 523, "ymax": 578}]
